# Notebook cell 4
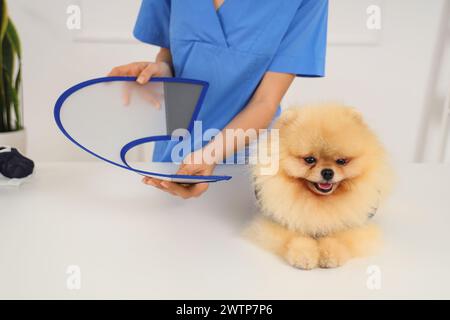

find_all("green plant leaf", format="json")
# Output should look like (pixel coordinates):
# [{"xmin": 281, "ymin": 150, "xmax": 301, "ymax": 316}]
[
  {"xmin": 6, "ymin": 19, "xmax": 22, "ymax": 93},
  {"xmin": 0, "ymin": 1, "xmax": 23, "ymax": 131},
  {"xmin": 4, "ymin": 72, "xmax": 20, "ymax": 130},
  {"xmin": 15, "ymin": 65, "xmax": 21, "ymax": 93},
  {"xmin": 0, "ymin": 0, "xmax": 8, "ymax": 130},
  {"xmin": 0, "ymin": 0, "xmax": 8, "ymax": 41},
  {"xmin": 0, "ymin": 38, "xmax": 6, "ymax": 131},
  {"xmin": 1, "ymin": 25, "xmax": 13, "ymax": 130},
  {"xmin": 2, "ymin": 26, "xmax": 14, "ymax": 78},
  {"xmin": 6, "ymin": 18, "xmax": 20, "ymax": 59},
  {"xmin": 2, "ymin": 72, "xmax": 11, "ymax": 130}
]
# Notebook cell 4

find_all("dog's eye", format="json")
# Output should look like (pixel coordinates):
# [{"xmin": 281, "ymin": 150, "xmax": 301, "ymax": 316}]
[
  {"xmin": 304, "ymin": 156, "xmax": 317, "ymax": 165},
  {"xmin": 336, "ymin": 158, "xmax": 348, "ymax": 165}
]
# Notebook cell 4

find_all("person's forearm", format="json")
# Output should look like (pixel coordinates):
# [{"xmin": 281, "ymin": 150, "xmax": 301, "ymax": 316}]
[
  {"xmin": 156, "ymin": 48, "xmax": 173, "ymax": 69},
  {"xmin": 203, "ymin": 99, "xmax": 279, "ymax": 162},
  {"xmin": 202, "ymin": 72, "xmax": 295, "ymax": 164}
]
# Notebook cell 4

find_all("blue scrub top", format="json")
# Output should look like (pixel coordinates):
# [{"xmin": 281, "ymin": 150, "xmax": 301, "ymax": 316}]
[{"xmin": 134, "ymin": 0, "xmax": 328, "ymax": 162}]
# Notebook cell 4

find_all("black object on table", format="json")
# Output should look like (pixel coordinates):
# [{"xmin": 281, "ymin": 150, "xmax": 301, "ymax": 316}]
[{"xmin": 0, "ymin": 147, "xmax": 35, "ymax": 179}]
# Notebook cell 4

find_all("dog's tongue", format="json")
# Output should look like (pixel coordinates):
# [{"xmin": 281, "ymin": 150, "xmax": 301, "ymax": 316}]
[{"xmin": 318, "ymin": 183, "xmax": 333, "ymax": 190}]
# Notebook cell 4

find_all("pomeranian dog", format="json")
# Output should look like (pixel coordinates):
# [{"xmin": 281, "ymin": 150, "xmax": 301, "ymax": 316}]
[{"xmin": 246, "ymin": 104, "xmax": 393, "ymax": 269}]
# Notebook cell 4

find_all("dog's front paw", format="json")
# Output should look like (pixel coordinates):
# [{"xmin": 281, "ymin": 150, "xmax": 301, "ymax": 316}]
[
  {"xmin": 285, "ymin": 237, "xmax": 319, "ymax": 270},
  {"xmin": 318, "ymin": 238, "xmax": 350, "ymax": 268}
]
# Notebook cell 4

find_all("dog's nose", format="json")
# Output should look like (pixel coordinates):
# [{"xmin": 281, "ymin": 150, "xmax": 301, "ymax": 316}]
[{"xmin": 321, "ymin": 169, "xmax": 334, "ymax": 181}]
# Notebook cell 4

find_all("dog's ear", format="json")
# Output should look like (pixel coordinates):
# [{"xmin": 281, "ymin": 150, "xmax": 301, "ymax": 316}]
[
  {"xmin": 345, "ymin": 107, "xmax": 364, "ymax": 124},
  {"xmin": 274, "ymin": 108, "xmax": 299, "ymax": 129}
]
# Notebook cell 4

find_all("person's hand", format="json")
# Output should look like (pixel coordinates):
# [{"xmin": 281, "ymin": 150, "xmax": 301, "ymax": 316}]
[
  {"xmin": 108, "ymin": 61, "xmax": 173, "ymax": 107},
  {"xmin": 142, "ymin": 151, "xmax": 216, "ymax": 199},
  {"xmin": 108, "ymin": 61, "xmax": 173, "ymax": 83}
]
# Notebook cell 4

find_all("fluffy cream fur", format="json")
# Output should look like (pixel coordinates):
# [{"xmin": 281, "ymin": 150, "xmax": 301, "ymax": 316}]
[{"xmin": 246, "ymin": 104, "xmax": 393, "ymax": 269}]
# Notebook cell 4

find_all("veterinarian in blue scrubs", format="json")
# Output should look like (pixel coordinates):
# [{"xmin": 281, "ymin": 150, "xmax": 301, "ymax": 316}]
[{"xmin": 110, "ymin": 0, "xmax": 328, "ymax": 198}]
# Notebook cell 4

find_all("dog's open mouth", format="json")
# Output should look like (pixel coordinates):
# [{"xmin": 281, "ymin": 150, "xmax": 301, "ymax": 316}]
[
  {"xmin": 306, "ymin": 181, "xmax": 339, "ymax": 195},
  {"xmin": 314, "ymin": 182, "xmax": 334, "ymax": 193}
]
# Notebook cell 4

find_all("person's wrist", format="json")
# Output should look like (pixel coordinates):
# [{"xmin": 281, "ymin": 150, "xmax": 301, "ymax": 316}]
[
  {"xmin": 202, "ymin": 142, "xmax": 223, "ymax": 166},
  {"xmin": 158, "ymin": 61, "xmax": 173, "ymax": 77}
]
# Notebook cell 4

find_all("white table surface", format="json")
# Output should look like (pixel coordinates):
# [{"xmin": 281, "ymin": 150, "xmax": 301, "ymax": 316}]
[{"xmin": 0, "ymin": 162, "xmax": 450, "ymax": 299}]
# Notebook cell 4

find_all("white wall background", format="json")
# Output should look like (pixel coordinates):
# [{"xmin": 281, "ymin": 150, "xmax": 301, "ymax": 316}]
[{"xmin": 7, "ymin": 0, "xmax": 450, "ymax": 163}]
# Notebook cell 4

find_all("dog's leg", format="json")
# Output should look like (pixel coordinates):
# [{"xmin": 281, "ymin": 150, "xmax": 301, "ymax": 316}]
[
  {"xmin": 244, "ymin": 216, "xmax": 319, "ymax": 270},
  {"xmin": 244, "ymin": 216, "xmax": 295, "ymax": 255},
  {"xmin": 318, "ymin": 223, "xmax": 381, "ymax": 268},
  {"xmin": 284, "ymin": 236, "xmax": 320, "ymax": 270}
]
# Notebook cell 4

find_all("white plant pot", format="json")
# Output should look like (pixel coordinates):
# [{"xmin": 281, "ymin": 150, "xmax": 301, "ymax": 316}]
[{"xmin": 0, "ymin": 129, "xmax": 27, "ymax": 154}]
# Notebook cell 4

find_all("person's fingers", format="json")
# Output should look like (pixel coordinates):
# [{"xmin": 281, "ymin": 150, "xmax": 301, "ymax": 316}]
[
  {"xmin": 143, "ymin": 177, "xmax": 166, "ymax": 189},
  {"xmin": 177, "ymin": 163, "xmax": 200, "ymax": 175},
  {"xmin": 160, "ymin": 181, "xmax": 209, "ymax": 199},
  {"xmin": 107, "ymin": 66, "xmax": 121, "ymax": 77},
  {"xmin": 122, "ymin": 82, "xmax": 133, "ymax": 106},
  {"xmin": 108, "ymin": 63, "xmax": 148, "ymax": 77},
  {"xmin": 142, "ymin": 177, "xmax": 177, "ymax": 196},
  {"xmin": 141, "ymin": 91, "xmax": 162, "ymax": 109},
  {"xmin": 142, "ymin": 177, "xmax": 156, "ymax": 187},
  {"xmin": 159, "ymin": 181, "xmax": 195, "ymax": 199},
  {"xmin": 108, "ymin": 65, "xmax": 135, "ymax": 77},
  {"xmin": 176, "ymin": 164, "xmax": 189, "ymax": 175},
  {"xmin": 189, "ymin": 183, "xmax": 209, "ymax": 198},
  {"xmin": 142, "ymin": 164, "xmax": 211, "ymax": 199},
  {"xmin": 136, "ymin": 64, "xmax": 161, "ymax": 108},
  {"xmin": 159, "ymin": 181, "xmax": 188, "ymax": 198},
  {"xmin": 137, "ymin": 63, "xmax": 158, "ymax": 84},
  {"xmin": 139, "ymin": 82, "xmax": 163, "ymax": 109}
]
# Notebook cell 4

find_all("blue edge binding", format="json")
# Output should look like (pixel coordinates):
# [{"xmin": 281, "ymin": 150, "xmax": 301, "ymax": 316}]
[{"xmin": 54, "ymin": 76, "xmax": 232, "ymax": 183}]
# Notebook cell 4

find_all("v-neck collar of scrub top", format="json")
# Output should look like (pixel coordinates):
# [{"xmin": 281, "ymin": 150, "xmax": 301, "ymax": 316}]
[
  {"xmin": 213, "ymin": 0, "xmax": 228, "ymax": 12},
  {"xmin": 195, "ymin": 0, "xmax": 304, "ymax": 50},
  {"xmin": 205, "ymin": 0, "xmax": 232, "ymax": 48}
]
